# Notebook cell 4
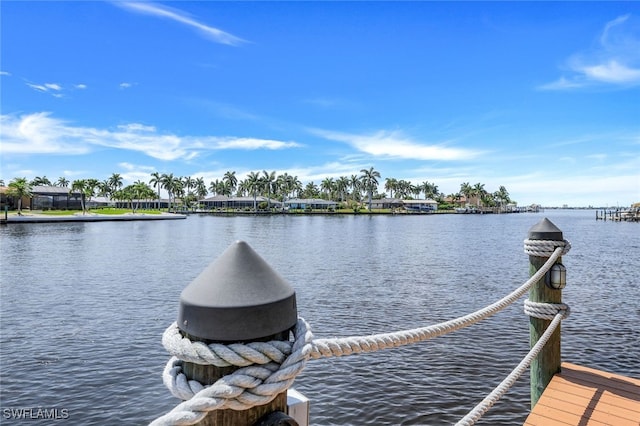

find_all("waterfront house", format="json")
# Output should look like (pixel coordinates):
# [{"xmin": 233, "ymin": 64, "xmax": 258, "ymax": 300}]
[
  {"xmin": 402, "ymin": 199, "xmax": 438, "ymax": 212},
  {"xmin": 199, "ymin": 195, "xmax": 282, "ymax": 211},
  {"xmin": 284, "ymin": 198, "xmax": 338, "ymax": 211},
  {"xmin": 370, "ymin": 198, "xmax": 403, "ymax": 210},
  {"xmin": 0, "ymin": 185, "xmax": 85, "ymax": 211}
]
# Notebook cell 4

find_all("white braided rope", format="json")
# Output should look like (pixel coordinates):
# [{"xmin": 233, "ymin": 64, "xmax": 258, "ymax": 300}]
[
  {"xmin": 162, "ymin": 325, "xmax": 293, "ymax": 367},
  {"xmin": 307, "ymin": 243, "xmax": 566, "ymax": 359},
  {"xmin": 456, "ymin": 313, "xmax": 564, "ymax": 426},
  {"xmin": 153, "ymin": 240, "xmax": 571, "ymax": 425},
  {"xmin": 524, "ymin": 238, "xmax": 571, "ymax": 257},
  {"xmin": 524, "ymin": 299, "xmax": 571, "ymax": 320},
  {"xmin": 151, "ymin": 318, "xmax": 314, "ymax": 426}
]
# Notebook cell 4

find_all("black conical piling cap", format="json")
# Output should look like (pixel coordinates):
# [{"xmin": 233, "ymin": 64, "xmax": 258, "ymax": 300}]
[
  {"xmin": 177, "ymin": 241, "xmax": 297, "ymax": 342},
  {"xmin": 528, "ymin": 218, "xmax": 563, "ymax": 241}
]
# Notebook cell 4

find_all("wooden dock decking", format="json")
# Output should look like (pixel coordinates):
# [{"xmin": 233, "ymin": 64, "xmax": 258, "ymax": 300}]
[{"xmin": 525, "ymin": 362, "xmax": 640, "ymax": 426}]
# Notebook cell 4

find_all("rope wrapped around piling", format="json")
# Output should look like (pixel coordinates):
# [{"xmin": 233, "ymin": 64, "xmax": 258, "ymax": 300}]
[
  {"xmin": 524, "ymin": 238, "xmax": 571, "ymax": 257},
  {"xmin": 152, "ymin": 239, "xmax": 571, "ymax": 426}
]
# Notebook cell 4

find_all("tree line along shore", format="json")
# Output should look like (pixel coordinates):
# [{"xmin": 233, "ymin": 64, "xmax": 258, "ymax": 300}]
[{"xmin": 1, "ymin": 167, "xmax": 517, "ymax": 215}]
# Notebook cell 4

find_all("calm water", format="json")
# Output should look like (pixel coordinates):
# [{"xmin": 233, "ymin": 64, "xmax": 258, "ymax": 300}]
[{"xmin": 1, "ymin": 210, "xmax": 638, "ymax": 425}]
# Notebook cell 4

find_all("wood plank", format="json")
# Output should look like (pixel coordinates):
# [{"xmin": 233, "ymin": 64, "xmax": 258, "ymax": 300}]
[
  {"xmin": 538, "ymin": 387, "xmax": 640, "ymax": 421},
  {"xmin": 529, "ymin": 402, "xmax": 639, "ymax": 426},
  {"xmin": 547, "ymin": 376, "xmax": 639, "ymax": 404},
  {"xmin": 559, "ymin": 363, "xmax": 640, "ymax": 395},
  {"xmin": 545, "ymin": 379, "xmax": 640, "ymax": 415},
  {"xmin": 524, "ymin": 362, "xmax": 640, "ymax": 426},
  {"xmin": 524, "ymin": 410, "xmax": 611, "ymax": 426}
]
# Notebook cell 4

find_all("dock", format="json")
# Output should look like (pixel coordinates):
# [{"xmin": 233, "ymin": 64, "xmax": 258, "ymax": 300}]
[
  {"xmin": 1, "ymin": 212, "xmax": 187, "ymax": 224},
  {"xmin": 596, "ymin": 208, "xmax": 640, "ymax": 222},
  {"xmin": 525, "ymin": 362, "xmax": 640, "ymax": 426}
]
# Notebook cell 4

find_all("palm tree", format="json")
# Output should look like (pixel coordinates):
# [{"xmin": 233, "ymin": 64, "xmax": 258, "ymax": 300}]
[
  {"xmin": 70, "ymin": 179, "xmax": 91, "ymax": 214},
  {"xmin": 303, "ymin": 181, "xmax": 319, "ymax": 199},
  {"xmin": 150, "ymin": 172, "xmax": 162, "ymax": 209},
  {"xmin": 336, "ymin": 176, "xmax": 349, "ymax": 202},
  {"xmin": 421, "ymin": 181, "xmax": 439, "ymax": 200},
  {"xmin": 320, "ymin": 177, "xmax": 335, "ymax": 200},
  {"xmin": 349, "ymin": 174, "xmax": 361, "ymax": 202},
  {"xmin": 385, "ymin": 177, "xmax": 398, "ymax": 198},
  {"xmin": 56, "ymin": 177, "xmax": 69, "ymax": 187},
  {"xmin": 119, "ymin": 181, "xmax": 141, "ymax": 212},
  {"xmin": 496, "ymin": 185, "xmax": 510, "ymax": 206},
  {"xmin": 108, "ymin": 173, "xmax": 123, "ymax": 195},
  {"xmin": 97, "ymin": 180, "xmax": 111, "ymax": 198},
  {"xmin": 360, "ymin": 167, "xmax": 381, "ymax": 212},
  {"xmin": 449, "ymin": 192, "xmax": 463, "ymax": 207},
  {"xmin": 124, "ymin": 180, "xmax": 155, "ymax": 212},
  {"xmin": 208, "ymin": 179, "xmax": 220, "ymax": 196},
  {"xmin": 7, "ymin": 177, "xmax": 32, "ymax": 215},
  {"xmin": 30, "ymin": 176, "xmax": 52, "ymax": 186},
  {"xmin": 195, "ymin": 177, "xmax": 207, "ymax": 200},
  {"xmin": 183, "ymin": 176, "xmax": 196, "ymax": 195},
  {"xmin": 396, "ymin": 179, "xmax": 411, "ymax": 199},
  {"xmin": 291, "ymin": 176, "xmax": 303, "ymax": 199},
  {"xmin": 86, "ymin": 178, "xmax": 100, "ymax": 208},
  {"xmin": 160, "ymin": 173, "xmax": 175, "ymax": 212},
  {"xmin": 472, "ymin": 182, "xmax": 486, "ymax": 207},
  {"xmin": 171, "ymin": 177, "xmax": 185, "ymax": 211},
  {"xmin": 209, "ymin": 179, "xmax": 230, "ymax": 199},
  {"xmin": 245, "ymin": 171, "xmax": 261, "ymax": 211},
  {"xmin": 223, "ymin": 171, "xmax": 237, "ymax": 195},
  {"xmin": 410, "ymin": 183, "xmax": 421, "ymax": 199},
  {"xmin": 460, "ymin": 182, "xmax": 472, "ymax": 207},
  {"xmin": 262, "ymin": 170, "xmax": 276, "ymax": 210}
]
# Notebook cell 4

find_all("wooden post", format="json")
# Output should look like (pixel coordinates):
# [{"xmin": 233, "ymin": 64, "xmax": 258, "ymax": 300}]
[
  {"xmin": 176, "ymin": 241, "xmax": 298, "ymax": 425},
  {"xmin": 528, "ymin": 218, "xmax": 564, "ymax": 408}
]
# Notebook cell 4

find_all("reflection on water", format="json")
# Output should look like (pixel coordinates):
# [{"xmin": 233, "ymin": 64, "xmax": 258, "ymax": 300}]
[{"xmin": 0, "ymin": 210, "xmax": 638, "ymax": 425}]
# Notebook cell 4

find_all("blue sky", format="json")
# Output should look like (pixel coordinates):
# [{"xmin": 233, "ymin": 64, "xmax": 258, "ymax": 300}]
[{"xmin": 1, "ymin": 1, "xmax": 638, "ymax": 207}]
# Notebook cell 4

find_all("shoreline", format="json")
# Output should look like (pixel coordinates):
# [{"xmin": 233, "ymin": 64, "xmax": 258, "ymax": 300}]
[
  {"xmin": 0, "ymin": 208, "xmax": 544, "ymax": 224},
  {"xmin": 1, "ymin": 212, "xmax": 187, "ymax": 224}
]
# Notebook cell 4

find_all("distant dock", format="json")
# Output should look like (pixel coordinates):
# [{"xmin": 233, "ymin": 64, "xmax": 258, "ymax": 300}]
[
  {"xmin": 1, "ymin": 212, "xmax": 186, "ymax": 224},
  {"xmin": 596, "ymin": 209, "xmax": 640, "ymax": 222}
]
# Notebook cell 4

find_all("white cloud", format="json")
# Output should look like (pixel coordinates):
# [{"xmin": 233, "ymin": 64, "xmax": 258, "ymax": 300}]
[
  {"xmin": 24, "ymin": 81, "xmax": 87, "ymax": 96},
  {"xmin": 114, "ymin": 163, "xmax": 159, "ymax": 185},
  {"xmin": 119, "ymin": 82, "xmax": 133, "ymax": 89},
  {"xmin": 539, "ymin": 15, "xmax": 640, "ymax": 90},
  {"xmin": 62, "ymin": 170, "xmax": 85, "ymax": 177},
  {"xmin": 118, "ymin": 162, "xmax": 156, "ymax": 172},
  {"xmin": 1, "ymin": 71, "xmax": 12, "ymax": 76},
  {"xmin": 538, "ymin": 76, "xmax": 585, "ymax": 91},
  {"xmin": 115, "ymin": 2, "xmax": 246, "ymax": 46},
  {"xmin": 310, "ymin": 128, "xmax": 480, "ymax": 161},
  {"xmin": 212, "ymin": 137, "xmax": 301, "ymax": 150},
  {"xmin": 0, "ymin": 112, "xmax": 303, "ymax": 161},
  {"xmin": 0, "ymin": 112, "xmax": 90, "ymax": 155},
  {"xmin": 26, "ymin": 82, "xmax": 63, "ymax": 93},
  {"xmin": 578, "ymin": 60, "xmax": 640, "ymax": 83},
  {"xmin": 118, "ymin": 123, "xmax": 157, "ymax": 132}
]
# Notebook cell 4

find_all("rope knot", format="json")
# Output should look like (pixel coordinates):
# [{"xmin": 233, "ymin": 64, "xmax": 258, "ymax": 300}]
[
  {"xmin": 523, "ymin": 239, "xmax": 571, "ymax": 258},
  {"xmin": 524, "ymin": 299, "xmax": 570, "ymax": 320},
  {"xmin": 150, "ymin": 318, "xmax": 314, "ymax": 426}
]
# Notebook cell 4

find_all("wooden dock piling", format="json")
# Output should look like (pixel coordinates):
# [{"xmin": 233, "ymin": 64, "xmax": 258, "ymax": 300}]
[
  {"xmin": 527, "ymin": 219, "xmax": 564, "ymax": 408},
  {"xmin": 175, "ymin": 241, "xmax": 299, "ymax": 425}
]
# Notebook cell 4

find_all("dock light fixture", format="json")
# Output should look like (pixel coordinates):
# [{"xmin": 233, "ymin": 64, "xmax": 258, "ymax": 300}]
[{"xmin": 546, "ymin": 263, "xmax": 566, "ymax": 289}]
